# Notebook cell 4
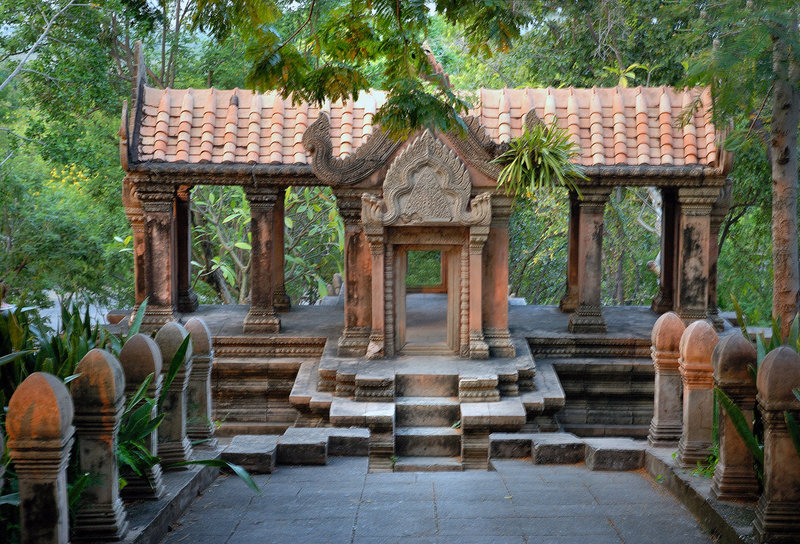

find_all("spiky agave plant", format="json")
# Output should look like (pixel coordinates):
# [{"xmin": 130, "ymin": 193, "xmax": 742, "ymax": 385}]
[{"xmin": 493, "ymin": 121, "xmax": 587, "ymax": 198}]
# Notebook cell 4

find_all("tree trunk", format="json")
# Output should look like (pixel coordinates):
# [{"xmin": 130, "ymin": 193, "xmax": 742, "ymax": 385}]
[{"xmin": 770, "ymin": 29, "xmax": 800, "ymax": 339}]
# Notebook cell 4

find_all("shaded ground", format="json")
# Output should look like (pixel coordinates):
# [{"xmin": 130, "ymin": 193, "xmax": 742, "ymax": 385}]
[{"xmin": 160, "ymin": 458, "xmax": 715, "ymax": 544}]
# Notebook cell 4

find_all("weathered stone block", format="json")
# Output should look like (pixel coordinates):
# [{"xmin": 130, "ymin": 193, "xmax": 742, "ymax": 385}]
[
  {"xmin": 327, "ymin": 428, "xmax": 370, "ymax": 456},
  {"xmin": 532, "ymin": 433, "xmax": 585, "ymax": 464},
  {"xmin": 221, "ymin": 435, "xmax": 278, "ymax": 473},
  {"xmin": 584, "ymin": 438, "xmax": 646, "ymax": 471},
  {"xmin": 277, "ymin": 429, "xmax": 328, "ymax": 465}
]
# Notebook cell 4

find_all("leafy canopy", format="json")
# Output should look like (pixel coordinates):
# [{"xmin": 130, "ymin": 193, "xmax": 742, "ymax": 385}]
[{"xmin": 192, "ymin": 0, "xmax": 534, "ymax": 138}]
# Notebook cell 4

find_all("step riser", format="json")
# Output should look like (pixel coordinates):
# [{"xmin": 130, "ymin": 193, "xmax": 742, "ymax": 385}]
[
  {"xmin": 396, "ymin": 435, "xmax": 461, "ymax": 457},
  {"xmin": 395, "ymin": 374, "xmax": 458, "ymax": 397},
  {"xmin": 396, "ymin": 404, "xmax": 460, "ymax": 427}
]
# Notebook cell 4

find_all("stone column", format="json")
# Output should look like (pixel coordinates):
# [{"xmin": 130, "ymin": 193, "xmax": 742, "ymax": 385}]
[
  {"xmin": 675, "ymin": 186, "xmax": 720, "ymax": 323},
  {"xmin": 483, "ymin": 195, "xmax": 515, "ymax": 357},
  {"xmin": 559, "ymin": 190, "xmax": 580, "ymax": 312},
  {"xmin": 648, "ymin": 311, "xmax": 686, "ymax": 447},
  {"xmin": 365, "ymin": 228, "xmax": 385, "ymax": 359},
  {"xmin": 708, "ymin": 180, "xmax": 733, "ymax": 331},
  {"xmin": 185, "ymin": 317, "xmax": 216, "ymax": 444},
  {"xmin": 118, "ymin": 333, "xmax": 165, "ymax": 500},
  {"xmin": 243, "ymin": 187, "xmax": 280, "ymax": 333},
  {"xmin": 753, "ymin": 347, "xmax": 800, "ymax": 543},
  {"xmin": 71, "ymin": 349, "xmax": 129, "ymax": 541},
  {"xmin": 0, "ymin": 430, "xmax": 4, "ymax": 491},
  {"xmin": 154, "ymin": 321, "xmax": 194, "ymax": 466},
  {"xmin": 711, "ymin": 334, "xmax": 760, "ymax": 501},
  {"xmin": 272, "ymin": 188, "xmax": 291, "ymax": 312},
  {"xmin": 6, "ymin": 372, "xmax": 74, "ymax": 544},
  {"xmin": 652, "ymin": 187, "xmax": 678, "ymax": 313},
  {"xmin": 469, "ymin": 226, "xmax": 489, "ymax": 359},
  {"xmin": 568, "ymin": 186, "xmax": 611, "ymax": 333},
  {"xmin": 136, "ymin": 183, "xmax": 177, "ymax": 329},
  {"xmin": 175, "ymin": 186, "xmax": 198, "ymax": 313},
  {"xmin": 677, "ymin": 320, "xmax": 719, "ymax": 467},
  {"xmin": 336, "ymin": 190, "xmax": 371, "ymax": 356},
  {"xmin": 122, "ymin": 177, "xmax": 147, "ymax": 309}
]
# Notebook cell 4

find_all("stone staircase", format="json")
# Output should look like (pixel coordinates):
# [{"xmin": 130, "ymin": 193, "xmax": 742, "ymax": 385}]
[{"xmin": 393, "ymin": 374, "xmax": 463, "ymax": 471}]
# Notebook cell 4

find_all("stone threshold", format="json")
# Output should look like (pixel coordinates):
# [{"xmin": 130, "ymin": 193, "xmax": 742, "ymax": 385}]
[
  {"xmin": 121, "ymin": 445, "xmax": 223, "ymax": 544},
  {"xmin": 645, "ymin": 447, "xmax": 756, "ymax": 544}
]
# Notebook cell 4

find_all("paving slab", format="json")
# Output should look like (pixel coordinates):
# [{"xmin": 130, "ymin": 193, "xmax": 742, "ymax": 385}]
[
  {"xmin": 161, "ymin": 457, "xmax": 715, "ymax": 544},
  {"xmin": 584, "ymin": 437, "xmax": 647, "ymax": 471}
]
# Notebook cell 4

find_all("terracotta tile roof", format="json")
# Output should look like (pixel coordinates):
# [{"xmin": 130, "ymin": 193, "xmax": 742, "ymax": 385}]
[{"xmin": 132, "ymin": 85, "xmax": 718, "ymax": 169}]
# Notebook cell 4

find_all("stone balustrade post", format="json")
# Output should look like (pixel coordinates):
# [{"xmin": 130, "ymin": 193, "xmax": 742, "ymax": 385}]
[
  {"xmin": 753, "ymin": 347, "xmax": 800, "ymax": 543},
  {"xmin": 677, "ymin": 320, "xmax": 719, "ymax": 467},
  {"xmin": 155, "ymin": 322, "xmax": 194, "ymax": 466},
  {"xmin": 118, "ymin": 333, "xmax": 165, "ymax": 499},
  {"xmin": 71, "ymin": 349, "xmax": 129, "ymax": 541},
  {"xmin": 711, "ymin": 334, "xmax": 760, "ymax": 501},
  {"xmin": 648, "ymin": 311, "xmax": 686, "ymax": 446},
  {"xmin": 6, "ymin": 372, "xmax": 75, "ymax": 544},
  {"xmin": 185, "ymin": 317, "xmax": 216, "ymax": 444}
]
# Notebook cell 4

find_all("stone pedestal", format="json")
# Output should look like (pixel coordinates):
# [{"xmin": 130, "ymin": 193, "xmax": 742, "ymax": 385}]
[
  {"xmin": 648, "ymin": 312, "xmax": 686, "ymax": 447},
  {"xmin": 560, "ymin": 191, "xmax": 580, "ymax": 312},
  {"xmin": 675, "ymin": 187, "xmax": 720, "ymax": 323},
  {"xmin": 175, "ymin": 186, "xmax": 198, "ymax": 313},
  {"xmin": 72, "ymin": 349, "xmax": 129, "ymax": 541},
  {"xmin": 154, "ymin": 322, "xmax": 194, "ymax": 466},
  {"xmin": 568, "ymin": 187, "xmax": 610, "ymax": 333},
  {"xmin": 753, "ymin": 347, "xmax": 800, "ymax": 543},
  {"xmin": 6, "ymin": 372, "xmax": 75, "ymax": 544},
  {"xmin": 118, "ymin": 333, "xmax": 165, "ymax": 500},
  {"xmin": 272, "ymin": 188, "xmax": 291, "ymax": 312},
  {"xmin": 336, "ymin": 190, "xmax": 372, "ymax": 357},
  {"xmin": 652, "ymin": 187, "xmax": 677, "ymax": 314},
  {"xmin": 711, "ymin": 333, "xmax": 760, "ymax": 501},
  {"xmin": 136, "ymin": 183, "xmax": 177, "ymax": 329},
  {"xmin": 185, "ymin": 317, "xmax": 216, "ymax": 443},
  {"xmin": 677, "ymin": 320, "xmax": 719, "ymax": 467},
  {"xmin": 243, "ymin": 188, "xmax": 280, "ymax": 333}
]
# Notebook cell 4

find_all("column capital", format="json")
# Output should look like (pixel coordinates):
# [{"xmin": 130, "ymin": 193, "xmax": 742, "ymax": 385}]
[
  {"xmin": 135, "ymin": 182, "xmax": 175, "ymax": 213},
  {"xmin": 244, "ymin": 186, "xmax": 279, "ymax": 208},
  {"xmin": 575, "ymin": 186, "xmax": 612, "ymax": 213},
  {"xmin": 469, "ymin": 226, "xmax": 489, "ymax": 254},
  {"xmin": 488, "ymin": 193, "xmax": 514, "ymax": 226},
  {"xmin": 335, "ymin": 188, "xmax": 374, "ymax": 224},
  {"xmin": 678, "ymin": 186, "xmax": 721, "ymax": 215}
]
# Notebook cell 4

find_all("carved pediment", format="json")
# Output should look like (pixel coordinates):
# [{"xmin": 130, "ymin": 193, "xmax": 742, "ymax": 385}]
[{"xmin": 362, "ymin": 130, "xmax": 491, "ymax": 227}]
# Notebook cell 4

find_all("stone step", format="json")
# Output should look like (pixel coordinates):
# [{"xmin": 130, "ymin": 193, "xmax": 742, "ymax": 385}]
[
  {"xmin": 395, "ymin": 373, "xmax": 459, "ymax": 397},
  {"xmin": 220, "ymin": 435, "xmax": 278, "ymax": 473},
  {"xmin": 395, "ymin": 397, "xmax": 460, "ymax": 427},
  {"xmin": 584, "ymin": 437, "xmax": 647, "ymax": 471},
  {"xmin": 489, "ymin": 432, "xmax": 585, "ymax": 464},
  {"xmin": 395, "ymin": 427, "xmax": 461, "ymax": 457},
  {"xmin": 277, "ymin": 427, "xmax": 371, "ymax": 465},
  {"xmin": 212, "ymin": 336, "xmax": 326, "ymax": 358},
  {"xmin": 393, "ymin": 456, "xmax": 463, "ymax": 472}
]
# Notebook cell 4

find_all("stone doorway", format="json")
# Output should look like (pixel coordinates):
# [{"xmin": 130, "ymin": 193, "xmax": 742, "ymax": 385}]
[{"xmin": 394, "ymin": 246, "xmax": 461, "ymax": 355}]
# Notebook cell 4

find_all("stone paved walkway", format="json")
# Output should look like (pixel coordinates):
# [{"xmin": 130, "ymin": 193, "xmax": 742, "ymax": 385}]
[{"xmin": 161, "ymin": 458, "xmax": 715, "ymax": 544}]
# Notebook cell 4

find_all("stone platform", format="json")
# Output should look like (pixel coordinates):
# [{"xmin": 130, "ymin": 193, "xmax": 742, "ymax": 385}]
[{"xmin": 156, "ymin": 302, "xmax": 728, "ymax": 470}]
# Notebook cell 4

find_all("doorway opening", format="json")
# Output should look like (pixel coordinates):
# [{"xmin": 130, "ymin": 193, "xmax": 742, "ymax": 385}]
[{"xmin": 394, "ymin": 246, "xmax": 460, "ymax": 355}]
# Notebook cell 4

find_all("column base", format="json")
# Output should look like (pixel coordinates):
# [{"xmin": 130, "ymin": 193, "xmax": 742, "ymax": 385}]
[
  {"xmin": 648, "ymin": 420, "xmax": 682, "ymax": 447},
  {"xmin": 469, "ymin": 332, "xmax": 489, "ymax": 360},
  {"xmin": 138, "ymin": 304, "xmax": 176, "ymax": 332},
  {"xmin": 754, "ymin": 495, "xmax": 800, "ymax": 543},
  {"xmin": 708, "ymin": 308, "xmax": 726, "ymax": 331},
  {"xmin": 273, "ymin": 290, "xmax": 291, "ymax": 313},
  {"xmin": 676, "ymin": 308, "xmax": 708, "ymax": 325},
  {"xmin": 177, "ymin": 289, "xmax": 199, "ymax": 313},
  {"xmin": 120, "ymin": 464, "xmax": 165, "ymax": 501},
  {"xmin": 484, "ymin": 328, "xmax": 515, "ymax": 358},
  {"xmin": 559, "ymin": 288, "xmax": 579, "ymax": 313},
  {"xmin": 677, "ymin": 437, "xmax": 712, "ymax": 468},
  {"xmin": 338, "ymin": 327, "xmax": 370, "ymax": 357},
  {"xmin": 72, "ymin": 499, "xmax": 128, "ymax": 543},
  {"xmin": 243, "ymin": 307, "xmax": 280, "ymax": 333},
  {"xmin": 366, "ymin": 332, "xmax": 384, "ymax": 359},
  {"xmin": 158, "ymin": 437, "xmax": 194, "ymax": 468},
  {"xmin": 710, "ymin": 465, "xmax": 760, "ymax": 502},
  {"xmin": 568, "ymin": 304, "xmax": 606, "ymax": 333},
  {"xmin": 187, "ymin": 421, "xmax": 216, "ymax": 441},
  {"xmin": 651, "ymin": 291, "xmax": 673, "ymax": 314}
]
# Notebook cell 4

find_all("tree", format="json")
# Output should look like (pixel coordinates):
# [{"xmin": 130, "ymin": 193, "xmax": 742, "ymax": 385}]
[{"xmin": 681, "ymin": 1, "xmax": 800, "ymax": 338}]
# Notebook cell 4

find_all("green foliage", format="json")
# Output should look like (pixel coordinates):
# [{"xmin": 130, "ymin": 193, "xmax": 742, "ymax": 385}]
[
  {"xmin": 406, "ymin": 251, "xmax": 441, "ymax": 288},
  {"xmin": 494, "ymin": 122, "xmax": 586, "ymax": 197}
]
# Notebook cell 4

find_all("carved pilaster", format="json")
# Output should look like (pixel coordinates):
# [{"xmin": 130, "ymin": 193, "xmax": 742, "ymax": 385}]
[
  {"xmin": 469, "ymin": 226, "xmax": 489, "ymax": 359},
  {"xmin": 175, "ymin": 186, "xmax": 198, "ymax": 313},
  {"xmin": 136, "ymin": 183, "xmax": 177, "ymax": 330},
  {"xmin": 560, "ymin": 191, "xmax": 580, "ymax": 313},
  {"xmin": 708, "ymin": 180, "xmax": 733, "ymax": 331},
  {"xmin": 243, "ymin": 187, "xmax": 280, "ymax": 333},
  {"xmin": 272, "ymin": 188, "xmax": 291, "ymax": 312},
  {"xmin": 122, "ymin": 178, "xmax": 147, "ymax": 309}
]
